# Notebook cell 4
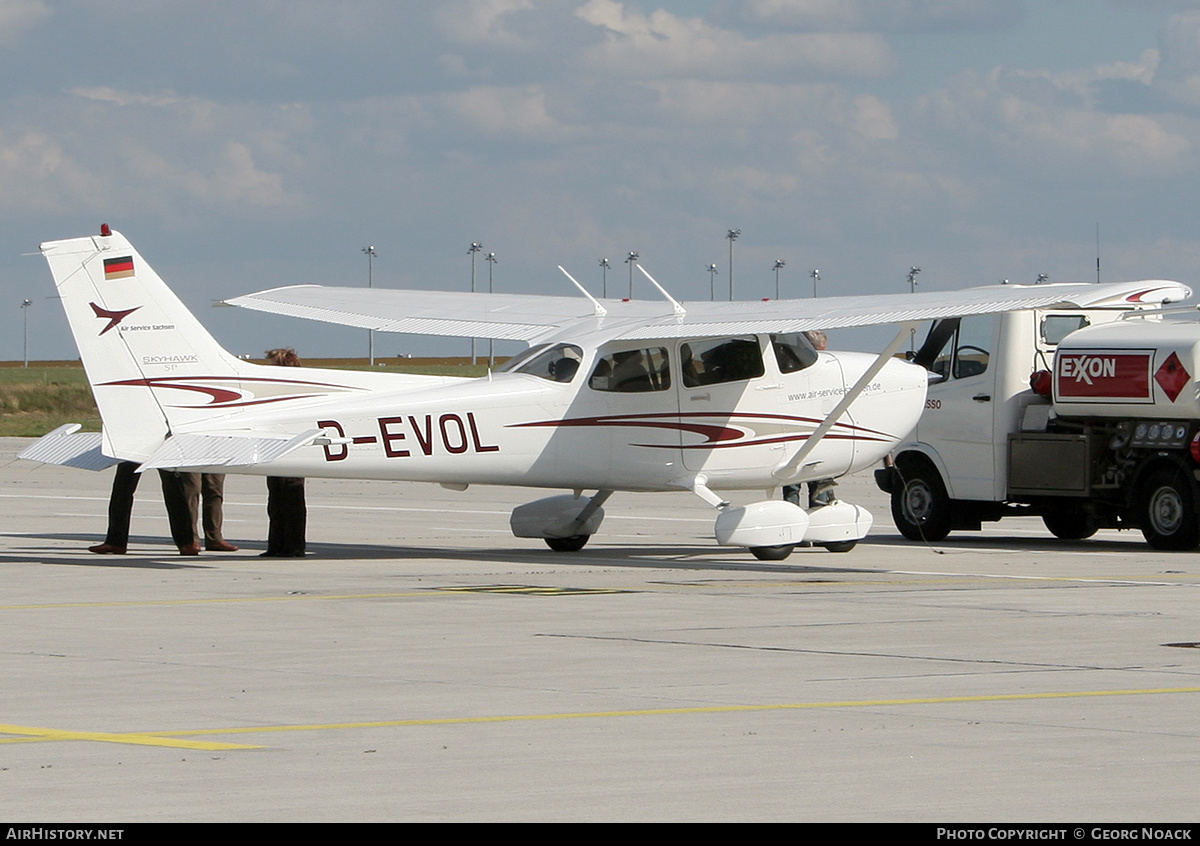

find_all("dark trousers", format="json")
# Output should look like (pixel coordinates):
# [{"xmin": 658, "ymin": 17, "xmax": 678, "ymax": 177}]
[
  {"xmin": 103, "ymin": 462, "xmax": 141, "ymax": 548},
  {"xmin": 158, "ymin": 470, "xmax": 198, "ymax": 548},
  {"xmin": 266, "ymin": 477, "xmax": 306, "ymax": 555},
  {"xmin": 178, "ymin": 473, "xmax": 228, "ymax": 545},
  {"xmin": 104, "ymin": 466, "xmax": 221, "ymax": 550}
]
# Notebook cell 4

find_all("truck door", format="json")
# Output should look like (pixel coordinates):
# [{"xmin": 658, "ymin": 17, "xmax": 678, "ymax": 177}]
[{"xmin": 913, "ymin": 315, "xmax": 1000, "ymax": 500}]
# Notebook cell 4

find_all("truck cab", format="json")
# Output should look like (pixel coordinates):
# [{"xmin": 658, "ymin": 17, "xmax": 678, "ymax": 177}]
[{"xmin": 878, "ymin": 289, "xmax": 1200, "ymax": 550}]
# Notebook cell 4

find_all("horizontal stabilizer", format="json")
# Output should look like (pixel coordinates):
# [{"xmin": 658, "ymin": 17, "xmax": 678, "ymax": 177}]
[
  {"xmin": 138, "ymin": 429, "xmax": 324, "ymax": 471},
  {"xmin": 17, "ymin": 425, "xmax": 118, "ymax": 471}
]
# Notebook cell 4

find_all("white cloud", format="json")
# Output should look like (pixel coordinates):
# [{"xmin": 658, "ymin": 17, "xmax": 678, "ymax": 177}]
[
  {"xmin": 0, "ymin": 88, "xmax": 306, "ymax": 218},
  {"xmin": 0, "ymin": 0, "xmax": 49, "ymax": 43},
  {"xmin": 1150, "ymin": 10, "xmax": 1200, "ymax": 107},
  {"xmin": 0, "ymin": 130, "xmax": 103, "ymax": 214},
  {"xmin": 575, "ymin": 0, "xmax": 895, "ymax": 79},
  {"xmin": 918, "ymin": 65, "xmax": 1193, "ymax": 177},
  {"xmin": 434, "ymin": 0, "xmax": 536, "ymax": 47},
  {"xmin": 736, "ymin": 0, "xmax": 1020, "ymax": 31},
  {"xmin": 439, "ymin": 85, "xmax": 573, "ymax": 141},
  {"xmin": 72, "ymin": 87, "xmax": 187, "ymax": 108}
]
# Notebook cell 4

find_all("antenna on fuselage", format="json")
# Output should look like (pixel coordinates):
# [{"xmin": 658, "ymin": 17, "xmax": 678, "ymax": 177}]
[
  {"xmin": 638, "ymin": 265, "xmax": 686, "ymax": 318},
  {"xmin": 558, "ymin": 266, "xmax": 608, "ymax": 317}
]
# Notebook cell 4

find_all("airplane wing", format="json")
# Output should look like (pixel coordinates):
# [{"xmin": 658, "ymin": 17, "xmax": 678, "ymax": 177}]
[
  {"xmin": 220, "ymin": 285, "xmax": 633, "ymax": 344},
  {"xmin": 222, "ymin": 280, "xmax": 1191, "ymax": 343}
]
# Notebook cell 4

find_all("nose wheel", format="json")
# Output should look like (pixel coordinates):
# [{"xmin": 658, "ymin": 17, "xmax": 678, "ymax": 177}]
[
  {"xmin": 750, "ymin": 544, "xmax": 794, "ymax": 561},
  {"xmin": 544, "ymin": 535, "xmax": 589, "ymax": 552}
]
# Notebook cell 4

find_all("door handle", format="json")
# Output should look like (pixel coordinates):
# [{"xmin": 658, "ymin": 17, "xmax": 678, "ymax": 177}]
[{"xmin": 972, "ymin": 394, "xmax": 991, "ymax": 402}]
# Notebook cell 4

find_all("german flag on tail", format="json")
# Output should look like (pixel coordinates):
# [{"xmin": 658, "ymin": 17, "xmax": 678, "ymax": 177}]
[{"xmin": 103, "ymin": 255, "xmax": 134, "ymax": 280}]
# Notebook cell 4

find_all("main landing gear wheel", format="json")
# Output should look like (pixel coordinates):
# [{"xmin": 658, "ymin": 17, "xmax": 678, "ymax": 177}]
[
  {"xmin": 820, "ymin": 540, "xmax": 857, "ymax": 553},
  {"xmin": 750, "ymin": 544, "xmax": 794, "ymax": 561},
  {"xmin": 544, "ymin": 535, "xmax": 590, "ymax": 552},
  {"xmin": 1140, "ymin": 469, "xmax": 1200, "ymax": 551},
  {"xmin": 891, "ymin": 460, "xmax": 952, "ymax": 542}
]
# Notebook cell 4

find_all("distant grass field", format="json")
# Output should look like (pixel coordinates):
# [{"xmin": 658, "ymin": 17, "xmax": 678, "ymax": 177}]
[{"xmin": 0, "ymin": 358, "xmax": 498, "ymax": 438}]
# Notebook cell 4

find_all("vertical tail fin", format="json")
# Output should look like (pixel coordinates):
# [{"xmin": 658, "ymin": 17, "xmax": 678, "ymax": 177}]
[{"xmin": 41, "ymin": 227, "xmax": 251, "ymax": 462}]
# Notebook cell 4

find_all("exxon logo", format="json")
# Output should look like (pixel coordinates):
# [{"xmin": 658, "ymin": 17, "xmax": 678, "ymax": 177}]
[{"xmin": 1060, "ymin": 354, "xmax": 1117, "ymax": 385}]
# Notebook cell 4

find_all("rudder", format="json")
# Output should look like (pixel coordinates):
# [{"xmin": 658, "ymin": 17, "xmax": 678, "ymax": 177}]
[{"xmin": 41, "ymin": 226, "xmax": 251, "ymax": 462}]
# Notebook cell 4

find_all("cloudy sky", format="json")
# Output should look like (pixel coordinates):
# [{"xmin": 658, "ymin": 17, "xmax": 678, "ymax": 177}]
[{"xmin": 5, "ymin": 0, "xmax": 1200, "ymax": 360}]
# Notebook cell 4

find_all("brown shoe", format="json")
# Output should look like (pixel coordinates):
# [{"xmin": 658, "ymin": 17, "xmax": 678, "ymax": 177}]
[
  {"xmin": 178, "ymin": 542, "xmax": 201, "ymax": 556},
  {"xmin": 88, "ymin": 543, "xmax": 126, "ymax": 555},
  {"xmin": 206, "ymin": 540, "xmax": 239, "ymax": 552}
]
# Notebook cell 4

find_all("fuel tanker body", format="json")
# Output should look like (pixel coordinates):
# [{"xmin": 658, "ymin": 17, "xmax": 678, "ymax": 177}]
[{"xmin": 877, "ymin": 295, "xmax": 1200, "ymax": 550}]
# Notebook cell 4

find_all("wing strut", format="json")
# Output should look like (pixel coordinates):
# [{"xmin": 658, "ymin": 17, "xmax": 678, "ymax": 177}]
[
  {"xmin": 772, "ymin": 321, "xmax": 922, "ymax": 481},
  {"xmin": 638, "ymin": 266, "xmax": 685, "ymax": 318},
  {"xmin": 558, "ymin": 266, "xmax": 607, "ymax": 317}
]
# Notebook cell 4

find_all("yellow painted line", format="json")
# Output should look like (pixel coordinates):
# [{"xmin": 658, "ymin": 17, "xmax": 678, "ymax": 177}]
[
  {"xmin": 6, "ymin": 686, "xmax": 1197, "ymax": 750},
  {"xmin": 0, "ymin": 723, "xmax": 260, "ymax": 750},
  {"xmin": 0, "ymin": 591, "xmax": 434, "ymax": 611},
  {"xmin": 137, "ymin": 685, "xmax": 1200, "ymax": 738}
]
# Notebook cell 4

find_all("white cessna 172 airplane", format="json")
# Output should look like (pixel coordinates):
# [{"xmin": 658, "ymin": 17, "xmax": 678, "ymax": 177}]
[{"xmin": 20, "ymin": 226, "xmax": 1190, "ymax": 559}]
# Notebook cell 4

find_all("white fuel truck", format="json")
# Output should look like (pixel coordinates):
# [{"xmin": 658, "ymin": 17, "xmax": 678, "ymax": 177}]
[{"xmin": 875, "ymin": 281, "xmax": 1200, "ymax": 549}]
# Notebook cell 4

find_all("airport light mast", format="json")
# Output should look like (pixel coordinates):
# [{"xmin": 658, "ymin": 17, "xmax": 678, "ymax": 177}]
[
  {"xmin": 362, "ymin": 246, "xmax": 376, "ymax": 366},
  {"xmin": 21, "ymin": 298, "xmax": 32, "ymax": 368},
  {"xmin": 486, "ymin": 251, "xmax": 498, "ymax": 367},
  {"xmin": 468, "ymin": 241, "xmax": 482, "ymax": 365},
  {"xmin": 726, "ymin": 229, "xmax": 741, "ymax": 301}
]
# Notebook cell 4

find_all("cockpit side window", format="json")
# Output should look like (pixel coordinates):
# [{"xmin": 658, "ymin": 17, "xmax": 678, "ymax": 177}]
[
  {"xmin": 589, "ymin": 347, "xmax": 671, "ymax": 392},
  {"xmin": 498, "ymin": 343, "xmax": 550, "ymax": 374},
  {"xmin": 680, "ymin": 337, "xmax": 765, "ymax": 388},
  {"xmin": 501, "ymin": 343, "xmax": 584, "ymax": 383},
  {"xmin": 770, "ymin": 333, "xmax": 819, "ymax": 373}
]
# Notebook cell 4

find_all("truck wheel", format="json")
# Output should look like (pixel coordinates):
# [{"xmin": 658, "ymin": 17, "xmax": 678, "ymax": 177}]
[
  {"xmin": 891, "ymin": 462, "xmax": 952, "ymax": 542},
  {"xmin": 1041, "ymin": 509, "xmax": 1098, "ymax": 540},
  {"xmin": 1140, "ymin": 469, "xmax": 1200, "ymax": 551}
]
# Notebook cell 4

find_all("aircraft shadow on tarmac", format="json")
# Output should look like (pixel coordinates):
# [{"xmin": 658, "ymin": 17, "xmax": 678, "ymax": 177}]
[
  {"xmin": 6, "ymin": 531, "xmax": 1168, "ymax": 576},
  {"xmin": 4, "ymin": 531, "xmax": 883, "ymax": 574},
  {"xmin": 228, "ymin": 539, "xmax": 884, "ymax": 575},
  {"xmin": 869, "ymin": 531, "xmax": 1158, "ymax": 554}
]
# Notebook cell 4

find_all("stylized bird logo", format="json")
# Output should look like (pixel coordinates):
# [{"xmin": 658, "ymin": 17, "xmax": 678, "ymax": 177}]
[{"xmin": 89, "ymin": 302, "xmax": 141, "ymax": 335}]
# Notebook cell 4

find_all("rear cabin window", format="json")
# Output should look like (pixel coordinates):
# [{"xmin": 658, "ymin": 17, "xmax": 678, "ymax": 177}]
[
  {"xmin": 681, "ymin": 337, "xmax": 765, "ymax": 388},
  {"xmin": 589, "ymin": 347, "xmax": 671, "ymax": 392}
]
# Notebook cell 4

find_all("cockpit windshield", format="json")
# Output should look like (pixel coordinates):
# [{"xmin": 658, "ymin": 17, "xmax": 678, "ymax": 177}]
[{"xmin": 498, "ymin": 342, "xmax": 584, "ymax": 383}]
